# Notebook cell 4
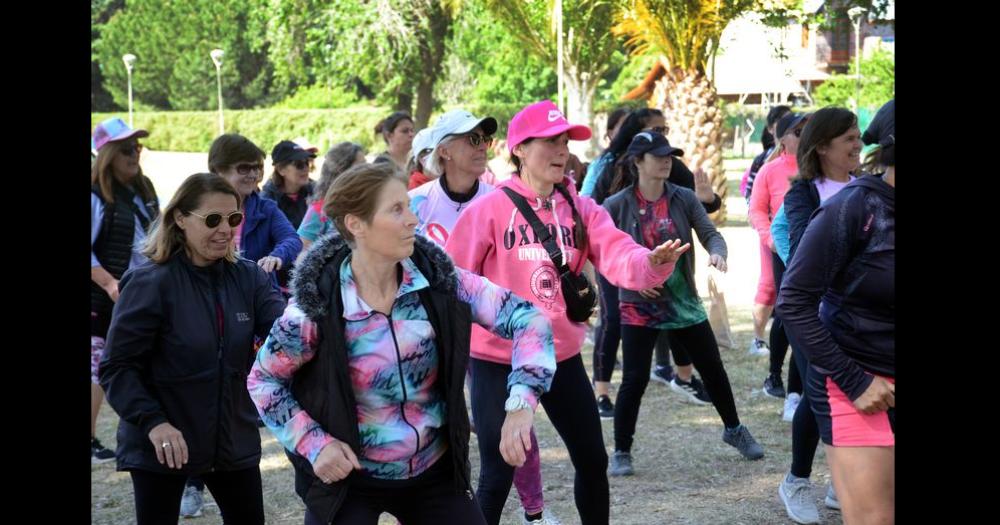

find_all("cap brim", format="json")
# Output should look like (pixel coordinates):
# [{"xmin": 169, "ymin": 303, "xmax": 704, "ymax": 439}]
[
  {"xmin": 648, "ymin": 145, "xmax": 684, "ymax": 157},
  {"xmin": 109, "ymin": 128, "xmax": 149, "ymax": 143},
  {"xmin": 530, "ymin": 123, "xmax": 593, "ymax": 142},
  {"xmin": 452, "ymin": 116, "xmax": 499, "ymax": 137}
]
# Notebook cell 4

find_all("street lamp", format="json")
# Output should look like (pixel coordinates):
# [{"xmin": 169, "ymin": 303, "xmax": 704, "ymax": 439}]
[
  {"xmin": 122, "ymin": 53, "xmax": 136, "ymax": 127},
  {"xmin": 210, "ymin": 49, "xmax": 225, "ymax": 135},
  {"xmin": 847, "ymin": 6, "xmax": 867, "ymax": 112}
]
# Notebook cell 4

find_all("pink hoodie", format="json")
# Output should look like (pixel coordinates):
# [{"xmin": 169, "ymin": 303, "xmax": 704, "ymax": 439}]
[
  {"xmin": 445, "ymin": 174, "xmax": 676, "ymax": 364},
  {"xmin": 749, "ymin": 152, "xmax": 797, "ymax": 250}
]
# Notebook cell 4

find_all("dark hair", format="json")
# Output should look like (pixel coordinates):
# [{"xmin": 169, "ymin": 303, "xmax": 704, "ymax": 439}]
[
  {"xmin": 208, "ymin": 134, "xmax": 265, "ymax": 173},
  {"xmin": 324, "ymin": 162, "xmax": 398, "ymax": 243},
  {"xmin": 606, "ymin": 108, "xmax": 664, "ymax": 159},
  {"xmin": 313, "ymin": 142, "xmax": 366, "ymax": 204},
  {"xmin": 143, "ymin": 173, "xmax": 243, "ymax": 264},
  {"xmin": 761, "ymin": 105, "xmax": 792, "ymax": 151},
  {"xmin": 796, "ymin": 107, "xmax": 858, "ymax": 182},
  {"xmin": 374, "ymin": 112, "xmax": 414, "ymax": 144},
  {"xmin": 91, "ymin": 139, "xmax": 157, "ymax": 204},
  {"xmin": 605, "ymin": 107, "xmax": 630, "ymax": 140}
]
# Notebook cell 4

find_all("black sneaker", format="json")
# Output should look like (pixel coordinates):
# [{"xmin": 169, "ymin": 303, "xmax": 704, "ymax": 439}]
[
  {"xmin": 91, "ymin": 437, "xmax": 115, "ymax": 464},
  {"xmin": 597, "ymin": 395, "xmax": 615, "ymax": 420},
  {"xmin": 722, "ymin": 424, "xmax": 765, "ymax": 460},
  {"xmin": 669, "ymin": 375, "xmax": 712, "ymax": 405},
  {"xmin": 763, "ymin": 373, "xmax": 786, "ymax": 399},
  {"xmin": 608, "ymin": 451, "xmax": 634, "ymax": 476},
  {"xmin": 649, "ymin": 365, "xmax": 674, "ymax": 386}
]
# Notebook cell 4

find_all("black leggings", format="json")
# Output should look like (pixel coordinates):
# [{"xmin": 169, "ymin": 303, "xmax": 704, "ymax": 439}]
[
  {"xmin": 788, "ymin": 338, "xmax": 820, "ymax": 479},
  {"xmin": 770, "ymin": 252, "xmax": 802, "ymax": 395},
  {"xmin": 615, "ymin": 321, "xmax": 741, "ymax": 452},
  {"xmin": 302, "ymin": 457, "xmax": 486, "ymax": 525},
  {"xmin": 471, "ymin": 355, "xmax": 609, "ymax": 525},
  {"xmin": 129, "ymin": 466, "xmax": 264, "ymax": 525},
  {"xmin": 594, "ymin": 273, "xmax": 690, "ymax": 380}
]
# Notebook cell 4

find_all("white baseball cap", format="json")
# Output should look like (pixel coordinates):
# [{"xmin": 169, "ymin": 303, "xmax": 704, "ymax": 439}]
[{"xmin": 428, "ymin": 109, "xmax": 498, "ymax": 150}]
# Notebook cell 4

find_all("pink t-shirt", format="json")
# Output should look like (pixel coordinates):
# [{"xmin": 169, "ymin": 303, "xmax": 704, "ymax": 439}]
[
  {"xmin": 815, "ymin": 176, "xmax": 855, "ymax": 202},
  {"xmin": 748, "ymin": 152, "xmax": 797, "ymax": 250}
]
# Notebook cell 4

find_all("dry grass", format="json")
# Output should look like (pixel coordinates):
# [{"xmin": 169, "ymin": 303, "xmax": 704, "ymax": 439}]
[{"xmin": 92, "ymin": 305, "xmax": 840, "ymax": 524}]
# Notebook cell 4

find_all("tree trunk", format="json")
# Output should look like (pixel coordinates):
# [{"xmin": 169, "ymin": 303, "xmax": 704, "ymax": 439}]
[
  {"xmin": 651, "ymin": 60, "xmax": 727, "ymax": 224},
  {"xmin": 394, "ymin": 91, "xmax": 414, "ymax": 115},
  {"xmin": 564, "ymin": 67, "xmax": 598, "ymax": 160},
  {"xmin": 414, "ymin": 78, "xmax": 434, "ymax": 129}
]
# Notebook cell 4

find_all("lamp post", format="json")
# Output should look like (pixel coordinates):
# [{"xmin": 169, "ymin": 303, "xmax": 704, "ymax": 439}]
[
  {"xmin": 210, "ymin": 49, "xmax": 225, "ymax": 135},
  {"xmin": 847, "ymin": 6, "xmax": 867, "ymax": 112},
  {"xmin": 122, "ymin": 54, "xmax": 136, "ymax": 127}
]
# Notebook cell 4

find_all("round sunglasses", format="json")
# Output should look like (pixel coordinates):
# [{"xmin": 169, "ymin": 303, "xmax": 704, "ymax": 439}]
[{"xmin": 187, "ymin": 211, "xmax": 244, "ymax": 228}]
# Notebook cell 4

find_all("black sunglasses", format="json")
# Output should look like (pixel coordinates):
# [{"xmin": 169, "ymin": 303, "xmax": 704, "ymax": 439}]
[
  {"xmin": 793, "ymin": 128, "xmax": 803, "ymax": 137},
  {"xmin": 465, "ymin": 133, "xmax": 494, "ymax": 148},
  {"xmin": 290, "ymin": 159, "xmax": 310, "ymax": 170},
  {"xmin": 646, "ymin": 126, "xmax": 669, "ymax": 135},
  {"xmin": 233, "ymin": 163, "xmax": 264, "ymax": 176},
  {"xmin": 120, "ymin": 143, "xmax": 144, "ymax": 156},
  {"xmin": 187, "ymin": 211, "xmax": 244, "ymax": 228}
]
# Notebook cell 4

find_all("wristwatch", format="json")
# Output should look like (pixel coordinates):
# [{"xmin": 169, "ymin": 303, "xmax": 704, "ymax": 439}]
[{"xmin": 504, "ymin": 395, "xmax": 531, "ymax": 413}]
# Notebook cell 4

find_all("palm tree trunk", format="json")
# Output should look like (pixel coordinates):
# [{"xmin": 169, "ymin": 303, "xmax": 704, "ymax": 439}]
[{"xmin": 651, "ymin": 60, "xmax": 727, "ymax": 224}]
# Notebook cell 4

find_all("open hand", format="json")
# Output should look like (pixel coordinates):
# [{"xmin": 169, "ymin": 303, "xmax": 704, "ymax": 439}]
[{"xmin": 648, "ymin": 239, "xmax": 691, "ymax": 266}]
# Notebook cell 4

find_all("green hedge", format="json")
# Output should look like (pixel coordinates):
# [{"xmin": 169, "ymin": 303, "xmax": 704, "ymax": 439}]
[
  {"xmin": 92, "ymin": 108, "xmax": 392, "ymax": 153},
  {"xmin": 92, "ymin": 104, "xmax": 533, "ymax": 153}
]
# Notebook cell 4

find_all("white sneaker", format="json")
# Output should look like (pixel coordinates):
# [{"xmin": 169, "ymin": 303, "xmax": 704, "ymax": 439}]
[
  {"xmin": 748, "ymin": 338, "xmax": 771, "ymax": 357},
  {"xmin": 825, "ymin": 484, "xmax": 841, "ymax": 510},
  {"xmin": 779, "ymin": 474, "xmax": 820, "ymax": 524},
  {"xmin": 783, "ymin": 393, "xmax": 802, "ymax": 422},
  {"xmin": 522, "ymin": 509, "xmax": 562, "ymax": 525}
]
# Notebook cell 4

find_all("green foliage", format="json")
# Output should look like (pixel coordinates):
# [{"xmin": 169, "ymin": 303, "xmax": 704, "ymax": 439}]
[
  {"xmin": 445, "ymin": 0, "xmax": 557, "ymax": 107},
  {"xmin": 273, "ymin": 84, "xmax": 360, "ymax": 109},
  {"xmin": 94, "ymin": 0, "xmax": 280, "ymax": 110},
  {"xmin": 812, "ymin": 49, "xmax": 894, "ymax": 109},
  {"xmin": 594, "ymin": 52, "xmax": 657, "ymax": 111},
  {"xmin": 91, "ymin": 108, "xmax": 390, "ymax": 153}
]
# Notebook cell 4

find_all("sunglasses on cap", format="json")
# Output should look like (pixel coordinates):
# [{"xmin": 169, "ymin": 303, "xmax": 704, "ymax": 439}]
[
  {"xmin": 187, "ymin": 211, "xmax": 244, "ymax": 228},
  {"xmin": 645, "ymin": 126, "xmax": 669, "ymax": 135},
  {"xmin": 232, "ymin": 163, "xmax": 264, "ymax": 176}
]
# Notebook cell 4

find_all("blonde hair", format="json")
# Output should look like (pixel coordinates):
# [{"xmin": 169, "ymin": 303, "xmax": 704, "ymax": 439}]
[
  {"xmin": 143, "ymin": 173, "xmax": 243, "ymax": 264},
  {"xmin": 423, "ymin": 135, "xmax": 459, "ymax": 178},
  {"xmin": 323, "ymin": 162, "xmax": 397, "ymax": 243}
]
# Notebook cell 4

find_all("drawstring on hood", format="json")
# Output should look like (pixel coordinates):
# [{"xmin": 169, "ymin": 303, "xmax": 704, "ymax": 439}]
[{"xmin": 502, "ymin": 184, "xmax": 569, "ymax": 267}]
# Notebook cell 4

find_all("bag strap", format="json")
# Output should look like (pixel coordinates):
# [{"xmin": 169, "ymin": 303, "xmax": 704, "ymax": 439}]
[
  {"xmin": 500, "ymin": 187, "xmax": 572, "ymax": 275},
  {"xmin": 551, "ymin": 183, "xmax": 589, "ymax": 258}
]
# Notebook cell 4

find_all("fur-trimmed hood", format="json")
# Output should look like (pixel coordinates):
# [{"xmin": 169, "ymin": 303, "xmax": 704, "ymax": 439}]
[{"xmin": 290, "ymin": 231, "xmax": 459, "ymax": 319}]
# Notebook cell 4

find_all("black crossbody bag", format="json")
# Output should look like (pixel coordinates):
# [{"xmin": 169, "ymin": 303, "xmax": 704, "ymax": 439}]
[{"xmin": 500, "ymin": 184, "xmax": 597, "ymax": 323}]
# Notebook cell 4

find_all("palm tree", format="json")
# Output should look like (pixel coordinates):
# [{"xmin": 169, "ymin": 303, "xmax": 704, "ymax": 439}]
[{"xmin": 614, "ymin": 0, "xmax": 758, "ymax": 223}]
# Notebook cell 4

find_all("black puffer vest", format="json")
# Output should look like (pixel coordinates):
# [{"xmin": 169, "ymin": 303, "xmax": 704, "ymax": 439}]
[
  {"xmin": 285, "ymin": 232, "xmax": 475, "ymax": 524},
  {"xmin": 91, "ymin": 180, "xmax": 159, "ymax": 315}
]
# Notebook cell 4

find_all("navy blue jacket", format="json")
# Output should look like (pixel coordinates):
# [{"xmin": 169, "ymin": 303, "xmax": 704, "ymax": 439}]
[
  {"xmin": 240, "ymin": 192, "xmax": 303, "ymax": 289},
  {"xmin": 782, "ymin": 178, "xmax": 821, "ymax": 263},
  {"xmin": 777, "ymin": 176, "xmax": 894, "ymax": 401},
  {"xmin": 100, "ymin": 252, "xmax": 286, "ymax": 474}
]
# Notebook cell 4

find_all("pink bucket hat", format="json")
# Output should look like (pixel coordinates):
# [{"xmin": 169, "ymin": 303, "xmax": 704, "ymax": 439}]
[{"xmin": 506, "ymin": 100, "xmax": 591, "ymax": 154}]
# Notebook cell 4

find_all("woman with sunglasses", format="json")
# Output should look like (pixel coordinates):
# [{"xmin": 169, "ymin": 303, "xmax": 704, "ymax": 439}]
[
  {"xmin": 410, "ymin": 109, "xmax": 560, "ymax": 525},
  {"xmin": 99, "ymin": 172, "xmax": 286, "ymax": 525},
  {"xmin": 208, "ymin": 134, "xmax": 303, "ymax": 292},
  {"xmin": 603, "ymin": 132, "xmax": 764, "ymax": 479},
  {"xmin": 90, "ymin": 117, "xmax": 160, "ymax": 465},
  {"xmin": 262, "ymin": 140, "xmax": 319, "ymax": 295},
  {"xmin": 409, "ymin": 109, "xmax": 497, "ymax": 247},
  {"xmin": 249, "ymin": 162, "xmax": 555, "ymax": 525},
  {"xmin": 446, "ymin": 100, "xmax": 691, "ymax": 525},
  {"xmin": 748, "ymin": 113, "xmax": 809, "ymax": 406}
]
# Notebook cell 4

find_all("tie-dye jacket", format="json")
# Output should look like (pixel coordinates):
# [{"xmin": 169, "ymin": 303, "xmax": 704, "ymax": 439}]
[{"xmin": 248, "ymin": 233, "xmax": 555, "ymax": 480}]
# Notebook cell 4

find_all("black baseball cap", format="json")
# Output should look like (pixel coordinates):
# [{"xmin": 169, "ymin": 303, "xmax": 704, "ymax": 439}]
[
  {"xmin": 775, "ymin": 113, "xmax": 809, "ymax": 139},
  {"xmin": 862, "ymin": 99, "xmax": 894, "ymax": 147},
  {"xmin": 626, "ymin": 131, "xmax": 684, "ymax": 159},
  {"xmin": 271, "ymin": 140, "xmax": 316, "ymax": 164}
]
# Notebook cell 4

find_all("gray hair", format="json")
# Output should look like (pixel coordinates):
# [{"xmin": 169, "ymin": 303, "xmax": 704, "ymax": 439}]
[{"xmin": 423, "ymin": 135, "xmax": 459, "ymax": 178}]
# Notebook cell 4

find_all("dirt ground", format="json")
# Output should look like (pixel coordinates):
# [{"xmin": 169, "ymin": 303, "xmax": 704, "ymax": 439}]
[{"xmin": 91, "ymin": 155, "xmax": 841, "ymax": 524}]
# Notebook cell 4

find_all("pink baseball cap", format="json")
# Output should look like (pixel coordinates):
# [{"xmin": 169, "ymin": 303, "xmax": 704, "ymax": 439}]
[
  {"xmin": 506, "ymin": 100, "xmax": 591, "ymax": 154},
  {"xmin": 92, "ymin": 117, "xmax": 149, "ymax": 152}
]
